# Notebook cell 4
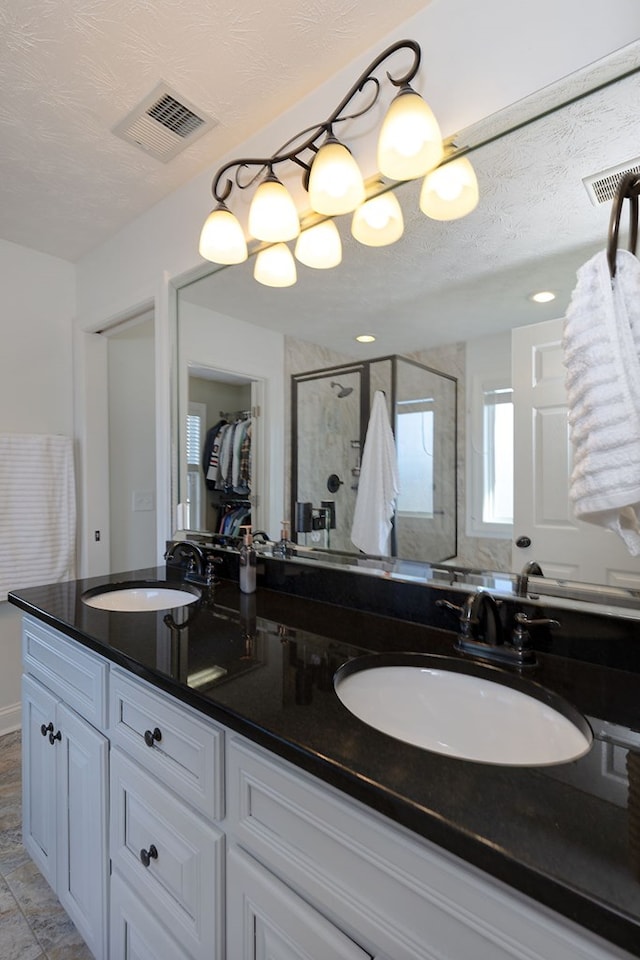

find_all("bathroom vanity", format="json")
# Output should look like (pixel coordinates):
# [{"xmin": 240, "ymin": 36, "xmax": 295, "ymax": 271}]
[{"xmin": 9, "ymin": 565, "xmax": 640, "ymax": 960}]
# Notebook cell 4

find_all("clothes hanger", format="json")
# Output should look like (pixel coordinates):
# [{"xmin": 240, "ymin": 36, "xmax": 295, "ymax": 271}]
[{"xmin": 607, "ymin": 171, "xmax": 640, "ymax": 278}]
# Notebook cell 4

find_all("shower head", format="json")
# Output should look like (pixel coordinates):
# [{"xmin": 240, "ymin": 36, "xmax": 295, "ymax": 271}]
[{"xmin": 331, "ymin": 381, "xmax": 353, "ymax": 398}]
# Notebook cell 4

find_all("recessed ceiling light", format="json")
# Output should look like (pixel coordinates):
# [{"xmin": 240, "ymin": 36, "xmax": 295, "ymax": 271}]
[
  {"xmin": 529, "ymin": 290, "xmax": 556, "ymax": 303},
  {"xmin": 356, "ymin": 334, "xmax": 376, "ymax": 343}
]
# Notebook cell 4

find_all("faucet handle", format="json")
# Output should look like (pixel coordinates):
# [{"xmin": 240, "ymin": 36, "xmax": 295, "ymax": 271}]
[{"xmin": 512, "ymin": 611, "xmax": 560, "ymax": 651}]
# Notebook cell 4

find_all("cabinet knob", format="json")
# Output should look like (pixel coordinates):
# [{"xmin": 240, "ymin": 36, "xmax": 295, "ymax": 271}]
[
  {"xmin": 40, "ymin": 722, "xmax": 54, "ymax": 737},
  {"xmin": 143, "ymin": 727, "xmax": 162, "ymax": 748},
  {"xmin": 140, "ymin": 844, "xmax": 158, "ymax": 868},
  {"xmin": 48, "ymin": 729, "xmax": 62, "ymax": 745}
]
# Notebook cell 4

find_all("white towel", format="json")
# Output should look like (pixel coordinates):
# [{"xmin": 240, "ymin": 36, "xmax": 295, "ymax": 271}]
[
  {"xmin": 562, "ymin": 249, "xmax": 640, "ymax": 554},
  {"xmin": 0, "ymin": 434, "xmax": 76, "ymax": 600},
  {"xmin": 351, "ymin": 391, "xmax": 400, "ymax": 556}
]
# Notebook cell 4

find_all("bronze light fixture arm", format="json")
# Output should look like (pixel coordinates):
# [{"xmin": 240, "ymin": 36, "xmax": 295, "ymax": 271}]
[{"xmin": 209, "ymin": 39, "xmax": 422, "ymax": 205}]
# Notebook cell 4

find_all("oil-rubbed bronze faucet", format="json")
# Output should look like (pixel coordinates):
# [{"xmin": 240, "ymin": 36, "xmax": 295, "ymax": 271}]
[{"xmin": 436, "ymin": 591, "xmax": 558, "ymax": 667}]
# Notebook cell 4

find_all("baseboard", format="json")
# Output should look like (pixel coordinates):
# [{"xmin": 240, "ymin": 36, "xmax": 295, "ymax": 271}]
[{"xmin": 0, "ymin": 702, "xmax": 21, "ymax": 737}]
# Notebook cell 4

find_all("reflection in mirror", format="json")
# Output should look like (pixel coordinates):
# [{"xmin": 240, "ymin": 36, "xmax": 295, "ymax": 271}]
[
  {"xmin": 292, "ymin": 355, "xmax": 456, "ymax": 561},
  {"xmin": 174, "ymin": 43, "xmax": 640, "ymax": 605}
]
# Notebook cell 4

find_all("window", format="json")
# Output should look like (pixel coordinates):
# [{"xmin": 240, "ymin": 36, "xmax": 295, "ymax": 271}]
[
  {"xmin": 396, "ymin": 400, "xmax": 434, "ymax": 517},
  {"xmin": 186, "ymin": 402, "xmax": 206, "ymax": 530},
  {"xmin": 482, "ymin": 387, "xmax": 513, "ymax": 525}
]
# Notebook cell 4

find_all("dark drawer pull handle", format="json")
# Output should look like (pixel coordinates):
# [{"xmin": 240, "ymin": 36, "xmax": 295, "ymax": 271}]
[
  {"xmin": 144, "ymin": 727, "xmax": 162, "ymax": 748},
  {"xmin": 140, "ymin": 844, "xmax": 158, "ymax": 868},
  {"xmin": 49, "ymin": 729, "xmax": 62, "ymax": 745},
  {"xmin": 40, "ymin": 722, "xmax": 54, "ymax": 737}
]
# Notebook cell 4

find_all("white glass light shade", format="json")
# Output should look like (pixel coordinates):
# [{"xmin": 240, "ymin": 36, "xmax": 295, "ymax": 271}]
[
  {"xmin": 308, "ymin": 139, "xmax": 366, "ymax": 216},
  {"xmin": 294, "ymin": 220, "xmax": 342, "ymax": 269},
  {"xmin": 198, "ymin": 205, "xmax": 248, "ymax": 264},
  {"xmin": 419, "ymin": 157, "xmax": 480, "ymax": 221},
  {"xmin": 351, "ymin": 192, "xmax": 404, "ymax": 247},
  {"xmin": 377, "ymin": 89, "xmax": 444, "ymax": 181},
  {"xmin": 253, "ymin": 243, "xmax": 297, "ymax": 287},
  {"xmin": 248, "ymin": 176, "xmax": 300, "ymax": 242}
]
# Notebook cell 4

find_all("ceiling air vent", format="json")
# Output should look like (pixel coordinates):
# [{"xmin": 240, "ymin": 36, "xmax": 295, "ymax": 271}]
[
  {"xmin": 113, "ymin": 82, "xmax": 218, "ymax": 163},
  {"xmin": 583, "ymin": 157, "xmax": 640, "ymax": 206}
]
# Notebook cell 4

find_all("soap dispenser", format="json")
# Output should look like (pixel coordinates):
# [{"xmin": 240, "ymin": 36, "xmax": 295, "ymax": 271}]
[
  {"xmin": 273, "ymin": 520, "xmax": 293, "ymax": 559},
  {"xmin": 239, "ymin": 525, "xmax": 257, "ymax": 594}
]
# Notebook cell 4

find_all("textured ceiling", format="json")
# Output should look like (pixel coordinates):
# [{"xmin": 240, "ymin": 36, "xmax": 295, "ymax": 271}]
[
  {"xmin": 0, "ymin": 0, "xmax": 430, "ymax": 261},
  {"xmin": 179, "ymin": 43, "xmax": 640, "ymax": 356}
]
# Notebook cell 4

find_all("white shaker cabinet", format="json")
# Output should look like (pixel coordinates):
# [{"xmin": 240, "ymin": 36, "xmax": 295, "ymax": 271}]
[
  {"xmin": 227, "ymin": 846, "xmax": 373, "ymax": 960},
  {"xmin": 22, "ymin": 672, "xmax": 108, "ymax": 960}
]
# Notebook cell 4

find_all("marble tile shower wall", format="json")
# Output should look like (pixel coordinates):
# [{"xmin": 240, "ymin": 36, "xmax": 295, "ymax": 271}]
[{"xmin": 0, "ymin": 732, "xmax": 91, "ymax": 960}]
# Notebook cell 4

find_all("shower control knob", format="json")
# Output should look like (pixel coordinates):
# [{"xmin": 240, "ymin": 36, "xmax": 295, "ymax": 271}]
[{"xmin": 327, "ymin": 474, "xmax": 344, "ymax": 493}]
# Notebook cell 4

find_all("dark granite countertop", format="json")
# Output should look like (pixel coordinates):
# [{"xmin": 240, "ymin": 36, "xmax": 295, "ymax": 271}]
[{"xmin": 9, "ymin": 566, "xmax": 640, "ymax": 957}]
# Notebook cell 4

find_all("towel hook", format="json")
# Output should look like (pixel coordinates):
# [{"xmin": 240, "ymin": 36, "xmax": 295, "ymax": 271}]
[{"xmin": 607, "ymin": 171, "xmax": 640, "ymax": 278}]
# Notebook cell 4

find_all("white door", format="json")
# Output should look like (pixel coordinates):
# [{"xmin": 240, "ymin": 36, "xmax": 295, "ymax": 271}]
[
  {"xmin": 512, "ymin": 317, "xmax": 640, "ymax": 587},
  {"xmin": 21, "ymin": 674, "xmax": 58, "ymax": 889},
  {"xmin": 57, "ymin": 701, "xmax": 109, "ymax": 960},
  {"xmin": 227, "ymin": 846, "xmax": 372, "ymax": 960}
]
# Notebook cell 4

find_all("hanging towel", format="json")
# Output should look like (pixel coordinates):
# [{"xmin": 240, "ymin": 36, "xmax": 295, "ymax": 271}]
[
  {"xmin": 0, "ymin": 434, "xmax": 76, "ymax": 600},
  {"xmin": 562, "ymin": 248, "xmax": 640, "ymax": 554},
  {"xmin": 351, "ymin": 391, "xmax": 400, "ymax": 556}
]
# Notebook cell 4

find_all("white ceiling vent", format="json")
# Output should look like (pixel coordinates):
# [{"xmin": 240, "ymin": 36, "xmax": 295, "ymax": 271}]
[
  {"xmin": 583, "ymin": 157, "xmax": 640, "ymax": 206},
  {"xmin": 113, "ymin": 82, "xmax": 218, "ymax": 162}
]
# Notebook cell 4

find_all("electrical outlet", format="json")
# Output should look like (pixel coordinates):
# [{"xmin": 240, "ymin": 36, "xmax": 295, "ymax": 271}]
[{"xmin": 132, "ymin": 490, "xmax": 154, "ymax": 512}]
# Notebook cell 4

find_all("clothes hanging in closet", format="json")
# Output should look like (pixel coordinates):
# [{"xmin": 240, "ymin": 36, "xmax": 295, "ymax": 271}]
[{"xmin": 204, "ymin": 418, "xmax": 251, "ymax": 495}]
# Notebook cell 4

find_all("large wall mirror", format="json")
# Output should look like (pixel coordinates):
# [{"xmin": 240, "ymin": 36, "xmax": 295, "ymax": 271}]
[{"xmin": 175, "ymin": 41, "xmax": 640, "ymax": 601}]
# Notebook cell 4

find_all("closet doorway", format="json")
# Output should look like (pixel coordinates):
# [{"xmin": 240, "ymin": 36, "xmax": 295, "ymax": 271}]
[
  {"xmin": 104, "ymin": 310, "xmax": 157, "ymax": 572},
  {"xmin": 183, "ymin": 365, "xmax": 261, "ymax": 538}
]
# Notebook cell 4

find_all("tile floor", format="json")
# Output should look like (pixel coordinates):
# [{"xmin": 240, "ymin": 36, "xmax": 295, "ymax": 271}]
[{"xmin": 0, "ymin": 730, "xmax": 93, "ymax": 960}]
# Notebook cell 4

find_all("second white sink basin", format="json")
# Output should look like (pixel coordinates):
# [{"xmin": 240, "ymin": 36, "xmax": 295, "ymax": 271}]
[
  {"xmin": 334, "ymin": 653, "xmax": 592, "ymax": 766},
  {"xmin": 82, "ymin": 581, "xmax": 201, "ymax": 612}
]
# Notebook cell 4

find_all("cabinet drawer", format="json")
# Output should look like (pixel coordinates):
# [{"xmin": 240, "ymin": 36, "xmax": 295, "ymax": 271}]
[
  {"xmin": 22, "ymin": 615, "xmax": 107, "ymax": 729},
  {"xmin": 111, "ymin": 749, "xmax": 223, "ymax": 960},
  {"xmin": 109, "ymin": 668, "xmax": 223, "ymax": 819},
  {"xmin": 110, "ymin": 873, "xmax": 193, "ymax": 960}
]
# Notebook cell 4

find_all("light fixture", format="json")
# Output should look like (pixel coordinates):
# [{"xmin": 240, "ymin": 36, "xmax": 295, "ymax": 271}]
[
  {"xmin": 248, "ymin": 171, "xmax": 300, "ymax": 242},
  {"xmin": 377, "ymin": 87, "xmax": 443, "ymax": 181},
  {"xmin": 356, "ymin": 334, "xmax": 376, "ymax": 343},
  {"xmin": 295, "ymin": 220, "xmax": 342, "ymax": 269},
  {"xmin": 254, "ymin": 243, "xmax": 297, "ymax": 287},
  {"xmin": 199, "ymin": 39, "xmax": 477, "ymax": 285},
  {"xmin": 530, "ymin": 290, "xmax": 556, "ymax": 303},
  {"xmin": 198, "ymin": 202, "xmax": 248, "ymax": 264},
  {"xmin": 351, "ymin": 192, "xmax": 404, "ymax": 247},
  {"xmin": 419, "ymin": 156, "xmax": 479, "ymax": 221},
  {"xmin": 307, "ymin": 132, "xmax": 366, "ymax": 216}
]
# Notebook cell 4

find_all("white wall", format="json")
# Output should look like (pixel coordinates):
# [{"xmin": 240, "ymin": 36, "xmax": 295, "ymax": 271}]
[{"xmin": 0, "ymin": 238, "xmax": 75, "ymax": 734}]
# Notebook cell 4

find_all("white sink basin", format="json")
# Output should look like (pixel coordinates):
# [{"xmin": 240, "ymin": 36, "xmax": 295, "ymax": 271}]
[
  {"xmin": 334, "ymin": 653, "xmax": 592, "ymax": 766},
  {"xmin": 82, "ymin": 581, "xmax": 201, "ymax": 612}
]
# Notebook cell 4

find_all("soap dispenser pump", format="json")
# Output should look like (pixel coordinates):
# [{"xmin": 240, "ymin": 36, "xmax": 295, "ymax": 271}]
[{"xmin": 239, "ymin": 525, "xmax": 257, "ymax": 594}]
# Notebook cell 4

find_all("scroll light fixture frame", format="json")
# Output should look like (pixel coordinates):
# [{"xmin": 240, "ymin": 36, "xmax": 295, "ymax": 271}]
[{"xmin": 209, "ymin": 38, "xmax": 422, "ymax": 210}]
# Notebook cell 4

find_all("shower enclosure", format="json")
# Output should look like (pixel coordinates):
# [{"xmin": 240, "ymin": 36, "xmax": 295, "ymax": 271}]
[{"xmin": 291, "ymin": 355, "xmax": 457, "ymax": 561}]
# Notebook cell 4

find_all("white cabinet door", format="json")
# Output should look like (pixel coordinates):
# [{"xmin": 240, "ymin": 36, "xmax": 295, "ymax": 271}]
[
  {"xmin": 512, "ymin": 318, "xmax": 640, "ymax": 587},
  {"xmin": 227, "ymin": 846, "xmax": 373, "ymax": 960},
  {"xmin": 21, "ymin": 673, "xmax": 108, "ymax": 960},
  {"xmin": 110, "ymin": 873, "xmax": 193, "ymax": 960},
  {"xmin": 57, "ymin": 700, "xmax": 108, "ymax": 960},
  {"xmin": 22, "ymin": 674, "xmax": 58, "ymax": 889}
]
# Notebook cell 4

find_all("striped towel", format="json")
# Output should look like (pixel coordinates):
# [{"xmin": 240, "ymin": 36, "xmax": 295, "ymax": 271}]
[{"xmin": 0, "ymin": 434, "xmax": 76, "ymax": 600}]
